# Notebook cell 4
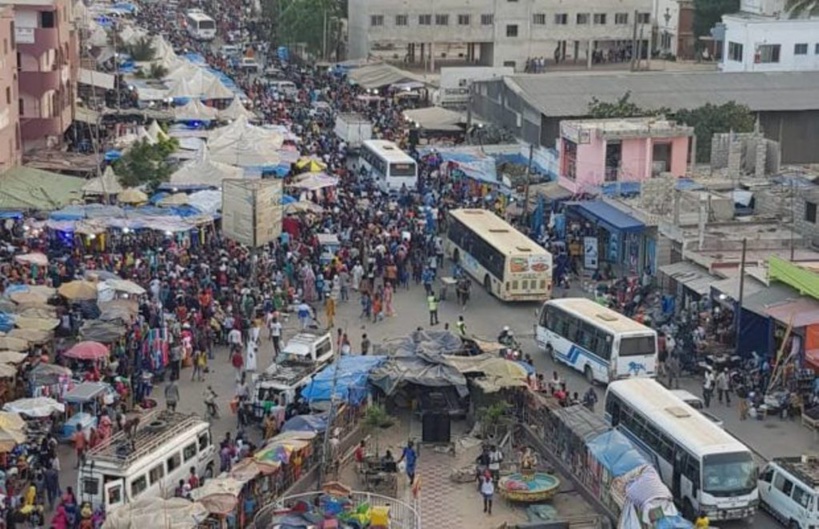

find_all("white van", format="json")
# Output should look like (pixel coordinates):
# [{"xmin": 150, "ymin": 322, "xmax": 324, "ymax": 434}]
[
  {"xmin": 268, "ymin": 80, "xmax": 297, "ymax": 98},
  {"xmin": 669, "ymin": 389, "xmax": 725, "ymax": 428},
  {"xmin": 78, "ymin": 410, "xmax": 216, "ymax": 512},
  {"xmin": 219, "ymin": 44, "xmax": 242, "ymax": 58},
  {"xmin": 759, "ymin": 456, "xmax": 819, "ymax": 528}
]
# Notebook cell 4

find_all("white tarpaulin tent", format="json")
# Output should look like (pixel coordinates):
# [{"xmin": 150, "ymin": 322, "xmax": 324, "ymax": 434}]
[
  {"xmin": 203, "ymin": 78, "xmax": 234, "ymax": 100},
  {"xmin": 101, "ymin": 498, "xmax": 208, "ymax": 529},
  {"xmin": 404, "ymin": 107, "xmax": 465, "ymax": 132},
  {"xmin": 146, "ymin": 120, "xmax": 169, "ymax": 142},
  {"xmin": 82, "ymin": 167, "xmax": 124, "ymax": 196},
  {"xmin": 165, "ymin": 63, "xmax": 201, "ymax": 83},
  {"xmin": 174, "ymin": 99, "xmax": 218, "ymax": 121},
  {"xmin": 167, "ymin": 78, "xmax": 196, "ymax": 99},
  {"xmin": 167, "ymin": 157, "xmax": 243, "ymax": 189},
  {"xmin": 187, "ymin": 189, "xmax": 222, "ymax": 215},
  {"xmin": 209, "ymin": 116, "xmax": 284, "ymax": 151},
  {"xmin": 218, "ymin": 96, "xmax": 256, "ymax": 120}
]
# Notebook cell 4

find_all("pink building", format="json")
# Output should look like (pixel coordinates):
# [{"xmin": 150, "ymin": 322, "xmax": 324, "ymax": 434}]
[
  {"xmin": 558, "ymin": 118, "xmax": 693, "ymax": 194},
  {"xmin": 0, "ymin": 5, "xmax": 20, "ymax": 169},
  {"xmin": 3, "ymin": 0, "xmax": 77, "ymax": 151}
]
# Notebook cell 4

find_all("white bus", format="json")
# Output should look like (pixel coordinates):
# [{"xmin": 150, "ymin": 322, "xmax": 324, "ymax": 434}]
[
  {"xmin": 359, "ymin": 139, "xmax": 417, "ymax": 193},
  {"xmin": 446, "ymin": 208, "xmax": 552, "ymax": 302},
  {"xmin": 185, "ymin": 11, "xmax": 216, "ymax": 41},
  {"xmin": 604, "ymin": 378, "xmax": 758, "ymax": 522},
  {"xmin": 78, "ymin": 410, "xmax": 216, "ymax": 512},
  {"xmin": 535, "ymin": 297, "xmax": 656, "ymax": 383}
]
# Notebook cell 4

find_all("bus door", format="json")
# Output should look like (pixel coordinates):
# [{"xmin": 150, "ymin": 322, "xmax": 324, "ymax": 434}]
[{"xmin": 104, "ymin": 478, "xmax": 125, "ymax": 511}]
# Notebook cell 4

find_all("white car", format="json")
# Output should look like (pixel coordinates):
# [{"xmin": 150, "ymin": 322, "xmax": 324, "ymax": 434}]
[{"xmin": 238, "ymin": 57, "xmax": 260, "ymax": 73}]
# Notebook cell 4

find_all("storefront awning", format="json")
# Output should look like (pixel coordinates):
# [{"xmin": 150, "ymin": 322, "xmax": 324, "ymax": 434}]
[
  {"xmin": 765, "ymin": 297, "xmax": 819, "ymax": 328},
  {"xmin": 742, "ymin": 284, "xmax": 798, "ymax": 316},
  {"xmin": 659, "ymin": 261, "xmax": 715, "ymax": 297},
  {"xmin": 78, "ymin": 68, "xmax": 115, "ymax": 90},
  {"xmin": 710, "ymin": 276, "xmax": 765, "ymax": 303},
  {"xmin": 573, "ymin": 201, "xmax": 644, "ymax": 234}
]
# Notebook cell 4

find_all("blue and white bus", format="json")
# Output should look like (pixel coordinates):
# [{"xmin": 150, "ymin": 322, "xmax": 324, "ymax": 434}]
[
  {"xmin": 535, "ymin": 297, "xmax": 657, "ymax": 384},
  {"xmin": 360, "ymin": 139, "xmax": 417, "ymax": 194},
  {"xmin": 605, "ymin": 378, "xmax": 758, "ymax": 522}
]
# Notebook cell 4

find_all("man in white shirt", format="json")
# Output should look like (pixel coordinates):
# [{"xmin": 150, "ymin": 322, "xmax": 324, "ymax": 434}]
[
  {"xmin": 488, "ymin": 445, "xmax": 503, "ymax": 482},
  {"xmin": 228, "ymin": 328, "xmax": 242, "ymax": 357},
  {"xmin": 269, "ymin": 317, "xmax": 283, "ymax": 357}
]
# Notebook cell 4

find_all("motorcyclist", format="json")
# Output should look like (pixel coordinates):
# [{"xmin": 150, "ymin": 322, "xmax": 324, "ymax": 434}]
[
  {"xmin": 498, "ymin": 326, "xmax": 514, "ymax": 346},
  {"xmin": 203, "ymin": 386, "xmax": 219, "ymax": 419}
]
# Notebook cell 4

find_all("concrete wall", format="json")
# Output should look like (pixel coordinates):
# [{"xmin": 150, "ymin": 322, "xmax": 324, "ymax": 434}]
[
  {"xmin": 0, "ymin": 6, "xmax": 20, "ymax": 170},
  {"xmin": 721, "ymin": 15, "xmax": 819, "ymax": 72}
]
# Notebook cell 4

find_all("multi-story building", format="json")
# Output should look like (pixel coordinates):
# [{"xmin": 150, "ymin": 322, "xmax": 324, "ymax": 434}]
[
  {"xmin": 651, "ymin": 0, "xmax": 695, "ymax": 60},
  {"xmin": 348, "ymin": 0, "xmax": 654, "ymax": 72},
  {"xmin": 1, "ymin": 0, "xmax": 77, "ymax": 151},
  {"xmin": 720, "ymin": 0, "xmax": 819, "ymax": 72},
  {"xmin": 0, "ymin": 5, "xmax": 20, "ymax": 169}
]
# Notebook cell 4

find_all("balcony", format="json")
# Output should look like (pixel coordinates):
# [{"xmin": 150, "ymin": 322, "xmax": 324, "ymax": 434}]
[
  {"xmin": 16, "ymin": 27, "xmax": 60, "ymax": 58},
  {"xmin": 18, "ymin": 69, "xmax": 61, "ymax": 96},
  {"xmin": 20, "ymin": 116, "xmax": 65, "ymax": 141}
]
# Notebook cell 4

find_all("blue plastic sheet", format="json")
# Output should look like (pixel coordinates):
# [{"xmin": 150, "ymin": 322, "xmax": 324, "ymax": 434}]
[
  {"xmin": 281, "ymin": 413, "xmax": 329, "ymax": 433},
  {"xmin": 281, "ymin": 195, "xmax": 297, "ymax": 205},
  {"xmin": 300, "ymin": 355, "xmax": 386, "ymax": 404},
  {"xmin": 586, "ymin": 430, "xmax": 650, "ymax": 477},
  {"xmin": 0, "ymin": 312, "xmax": 14, "ymax": 333}
]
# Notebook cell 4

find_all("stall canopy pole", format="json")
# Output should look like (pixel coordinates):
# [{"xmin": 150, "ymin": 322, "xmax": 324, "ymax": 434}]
[
  {"xmin": 734, "ymin": 238, "xmax": 747, "ymax": 356},
  {"xmin": 522, "ymin": 143, "xmax": 534, "ymax": 226}
]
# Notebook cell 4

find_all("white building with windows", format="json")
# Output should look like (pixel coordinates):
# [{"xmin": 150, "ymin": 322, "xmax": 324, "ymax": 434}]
[
  {"xmin": 720, "ymin": 0, "xmax": 819, "ymax": 72},
  {"xmin": 348, "ymin": 0, "xmax": 653, "ymax": 72}
]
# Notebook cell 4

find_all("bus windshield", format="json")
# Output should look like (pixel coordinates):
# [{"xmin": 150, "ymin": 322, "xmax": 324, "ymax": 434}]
[
  {"xmin": 199, "ymin": 20, "xmax": 215, "ymax": 29},
  {"xmin": 702, "ymin": 452, "xmax": 757, "ymax": 496},
  {"xmin": 390, "ymin": 162, "xmax": 415, "ymax": 177},
  {"xmin": 619, "ymin": 335, "xmax": 656, "ymax": 357}
]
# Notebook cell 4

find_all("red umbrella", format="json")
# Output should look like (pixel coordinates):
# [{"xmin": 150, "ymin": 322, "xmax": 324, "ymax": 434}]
[{"xmin": 64, "ymin": 341, "xmax": 109, "ymax": 361}]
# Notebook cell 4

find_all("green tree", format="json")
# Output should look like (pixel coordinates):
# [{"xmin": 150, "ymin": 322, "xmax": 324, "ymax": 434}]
[
  {"xmin": 148, "ymin": 63, "xmax": 169, "ymax": 79},
  {"xmin": 114, "ymin": 137, "xmax": 178, "ymax": 188},
  {"xmin": 264, "ymin": 0, "xmax": 344, "ymax": 56},
  {"xmin": 693, "ymin": 0, "xmax": 739, "ymax": 40},
  {"xmin": 588, "ymin": 92, "xmax": 667, "ymax": 119},
  {"xmin": 785, "ymin": 0, "xmax": 819, "ymax": 17},
  {"xmin": 127, "ymin": 37, "xmax": 156, "ymax": 62}
]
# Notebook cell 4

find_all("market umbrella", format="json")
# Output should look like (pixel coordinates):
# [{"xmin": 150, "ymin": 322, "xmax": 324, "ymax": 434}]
[
  {"xmin": 29, "ymin": 364, "xmax": 72, "ymax": 386},
  {"xmin": 0, "ymin": 411, "xmax": 26, "ymax": 451},
  {"xmin": 14, "ymin": 317, "xmax": 60, "ymax": 331},
  {"xmin": 104, "ymin": 279, "xmax": 146, "ymax": 296},
  {"xmin": 283, "ymin": 201, "xmax": 323, "ymax": 215},
  {"xmin": 294, "ymin": 157, "xmax": 326, "ymax": 173},
  {"xmin": 14, "ymin": 253, "xmax": 48, "ymax": 266},
  {"xmin": 118, "ymin": 188, "xmax": 148, "ymax": 204},
  {"xmin": 0, "ymin": 337, "xmax": 28, "ymax": 351},
  {"xmin": 79, "ymin": 320, "xmax": 126, "ymax": 343},
  {"xmin": 7, "ymin": 328, "xmax": 51, "ymax": 345},
  {"xmin": 9, "ymin": 292, "xmax": 48, "ymax": 305},
  {"xmin": 83, "ymin": 270, "xmax": 121, "ymax": 281},
  {"xmin": 64, "ymin": 341, "xmax": 108, "ymax": 361},
  {"xmin": 158, "ymin": 193, "xmax": 190, "ymax": 207},
  {"xmin": 16, "ymin": 308, "xmax": 56, "ymax": 320},
  {"xmin": 0, "ymin": 351, "xmax": 28, "ymax": 364},
  {"xmin": 189, "ymin": 477, "xmax": 243, "ymax": 515},
  {"xmin": 3, "ymin": 397, "xmax": 64, "ymax": 418},
  {"xmin": 0, "ymin": 364, "xmax": 17, "ymax": 379},
  {"xmin": 58, "ymin": 280, "xmax": 98, "ymax": 301}
]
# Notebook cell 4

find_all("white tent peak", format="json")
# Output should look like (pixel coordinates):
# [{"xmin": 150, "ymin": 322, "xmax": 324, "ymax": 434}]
[{"xmin": 82, "ymin": 166, "xmax": 124, "ymax": 196}]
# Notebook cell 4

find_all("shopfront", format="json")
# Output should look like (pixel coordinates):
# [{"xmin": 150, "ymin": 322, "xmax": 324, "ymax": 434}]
[{"xmin": 569, "ymin": 201, "xmax": 646, "ymax": 275}]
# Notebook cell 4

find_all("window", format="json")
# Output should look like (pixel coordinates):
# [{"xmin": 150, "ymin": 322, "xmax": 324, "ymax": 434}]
[
  {"xmin": 458, "ymin": 14, "xmax": 470, "ymax": 25},
  {"xmin": 3, "ymin": 38, "xmax": 6, "ymax": 55},
  {"xmin": 532, "ymin": 14, "xmax": 546, "ymax": 25},
  {"xmin": 131, "ymin": 475, "xmax": 148, "ymax": 498},
  {"xmin": 576, "ymin": 13, "xmax": 589, "ymax": 25},
  {"xmin": 806, "ymin": 201, "xmax": 817, "ymax": 223},
  {"xmin": 149, "ymin": 464, "xmax": 165, "ymax": 485},
  {"xmin": 81, "ymin": 478, "xmax": 99, "ymax": 496},
  {"xmin": 794, "ymin": 43, "xmax": 808, "ymax": 55},
  {"xmin": 554, "ymin": 13, "xmax": 568, "ymax": 25},
  {"xmin": 728, "ymin": 42, "xmax": 743, "ymax": 62},
  {"xmin": 773, "ymin": 473, "xmax": 794, "ymax": 496},
  {"xmin": 637, "ymin": 12, "xmax": 650, "ymax": 24},
  {"xmin": 418, "ymin": 14, "xmax": 431, "ymax": 25},
  {"xmin": 106, "ymin": 484, "xmax": 122, "ymax": 505},
  {"xmin": 481, "ymin": 14, "xmax": 493, "ymax": 25},
  {"xmin": 9, "ymin": 21, "xmax": 14, "ymax": 49},
  {"xmin": 506, "ymin": 24, "xmax": 518, "ymax": 37},
  {"xmin": 759, "ymin": 467, "xmax": 774, "ymax": 483},
  {"xmin": 793, "ymin": 485, "xmax": 812, "ymax": 509},
  {"xmin": 370, "ymin": 15, "xmax": 383, "ymax": 27},
  {"xmin": 593, "ymin": 13, "xmax": 606, "ymax": 25},
  {"xmin": 447, "ymin": 217, "xmax": 506, "ymax": 280},
  {"xmin": 5, "ymin": 87, "xmax": 9, "ymax": 105},
  {"xmin": 758, "ymin": 44, "xmax": 781, "ymax": 63},
  {"xmin": 619, "ymin": 335, "xmax": 656, "ymax": 357},
  {"xmin": 615, "ymin": 13, "xmax": 628, "ymax": 25},
  {"xmin": 435, "ymin": 14, "xmax": 448, "ymax": 25},
  {"xmin": 40, "ymin": 11, "xmax": 55, "ymax": 28},
  {"xmin": 199, "ymin": 432, "xmax": 210, "ymax": 451},
  {"xmin": 183, "ymin": 442, "xmax": 197, "ymax": 462},
  {"xmin": 395, "ymin": 15, "xmax": 408, "ymax": 26},
  {"xmin": 815, "ymin": 43, "xmax": 819, "ymax": 54},
  {"xmin": 167, "ymin": 453, "xmax": 182, "ymax": 473}
]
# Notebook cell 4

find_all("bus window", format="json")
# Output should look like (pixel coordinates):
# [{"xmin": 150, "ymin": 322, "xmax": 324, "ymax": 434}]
[
  {"xmin": 183, "ymin": 442, "xmax": 197, "ymax": 462},
  {"xmin": 199, "ymin": 432, "xmax": 210, "ymax": 451},
  {"xmin": 82, "ymin": 477, "xmax": 99, "ymax": 496},
  {"xmin": 167, "ymin": 453, "xmax": 181, "ymax": 473},
  {"xmin": 131, "ymin": 475, "xmax": 148, "ymax": 498},
  {"xmin": 620, "ymin": 335, "xmax": 656, "ymax": 357},
  {"xmin": 149, "ymin": 464, "xmax": 164, "ymax": 485}
]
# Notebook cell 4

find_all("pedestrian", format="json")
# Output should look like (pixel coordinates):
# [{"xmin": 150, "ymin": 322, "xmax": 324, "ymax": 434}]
[
  {"xmin": 72, "ymin": 425, "xmax": 86, "ymax": 469},
  {"xmin": 456, "ymin": 315, "xmax": 466, "ymax": 336},
  {"xmin": 480, "ymin": 474, "xmax": 494, "ymax": 515},
  {"xmin": 231, "ymin": 349, "xmax": 244, "ymax": 383},
  {"xmin": 324, "ymin": 296, "xmax": 336, "ymax": 329},
  {"xmin": 703, "ymin": 369, "xmax": 715, "ymax": 408},
  {"xmin": 164, "ymin": 380, "xmax": 180, "ymax": 412},
  {"xmin": 716, "ymin": 368, "xmax": 731, "ymax": 406},
  {"xmin": 269, "ymin": 316, "xmax": 282, "ymax": 357},
  {"xmin": 361, "ymin": 333, "xmax": 371, "ymax": 356},
  {"xmin": 666, "ymin": 354, "xmax": 680, "ymax": 389},
  {"xmin": 427, "ymin": 293, "xmax": 439, "ymax": 326},
  {"xmin": 398, "ymin": 440, "xmax": 417, "ymax": 485},
  {"xmin": 297, "ymin": 302, "xmax": 312, "ymax": 330},
  {"xmin": 191, "ymin": 350, "xmax": 206, "ymax": 382},
  {"xmin": 582, "ymin": 386, "xmax": 598, "ymax": 412},
  {"xmin": 488, "ymin": 444, "xmax": 503, "ymax": 482}
]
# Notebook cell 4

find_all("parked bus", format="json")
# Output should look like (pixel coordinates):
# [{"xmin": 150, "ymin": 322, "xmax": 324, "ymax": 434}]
[
  {"xmin": 78, "ymin": 410, "xmax": 216, "ymax": 512},
  {"xmin": 604, "ymin": 378, "xmax": 758, "ymax": 522},
  {"xmin": 535, "ymin": 297, "xmax": 656, "ymax": 383},
  {"xmin": 446, "ymin": 208, "xmax": 552, "ymax": 302},
  {"xmin": 185, "ymin": 11, "xmax": 216, "ymax": 40},
  {"xmin": 359, "ymin": 139, "xmax": 417, "ymax": 193}
]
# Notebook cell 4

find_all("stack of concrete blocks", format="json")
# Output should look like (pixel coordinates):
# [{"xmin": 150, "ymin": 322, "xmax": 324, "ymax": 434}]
[
  {"xmin": 709, "ymin": 132, "xmax": 781, "ymax": 178},
  {"xmin": 639, "ymin": 175, "xmax": 675, "ymax": 216}
]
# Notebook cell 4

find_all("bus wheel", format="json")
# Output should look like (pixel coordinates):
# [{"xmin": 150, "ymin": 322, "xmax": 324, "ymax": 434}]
[
  {"xmin": 788, "ymin": 521, "xmax": 800, "ymax": 529},
  {"xmin": 483, "ymin": 275, "xmax": 491, "ymax": 294},
  {"xmin": 584, "ymin": 366, "xmax": 594, "ymax": 384},
  {"xmin": 205, "ymin": 463, "xmax": 214, "ymax": 480}
]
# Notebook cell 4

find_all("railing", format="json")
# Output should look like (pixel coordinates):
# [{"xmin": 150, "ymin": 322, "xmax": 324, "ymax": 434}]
[{"xmin": 253, "ymin": 490, "xmax": 421, "ymax": 529}]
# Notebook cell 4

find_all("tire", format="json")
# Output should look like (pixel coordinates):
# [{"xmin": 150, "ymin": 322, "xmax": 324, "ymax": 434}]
[
  {"xmin": 584, "ymin": 366, "xmax": 594, "ymax": 385},
  {"xmin": 205, "ymin": 464, "xmax": 214, "ymax": 480},
  {"xmin": 789, "ymin": 521, "xmax": 800, "ymax": 529},
  {"xmin": 483, "ymin": 275, "xmax": 492, "ymax": 295}
]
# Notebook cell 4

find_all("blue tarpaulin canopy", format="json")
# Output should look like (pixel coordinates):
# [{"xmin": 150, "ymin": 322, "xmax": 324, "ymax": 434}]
[
  {"xmin": 281, "ymin": 413, "xmax": 329, "ymax": 433},
  {"xmin": 573, "ymin": 201, "xmax": 644, "ymax": 234},
  {"xmin": 586, "ymin": 430, "xmax": 650, "ymax": 477},
  {"xmin": 0, "ymin": 313, "xmax": 13, "ymax": 333},
  {"xmin": 300, "ymin": 355, "xmax": 386, "ymax": 404}
]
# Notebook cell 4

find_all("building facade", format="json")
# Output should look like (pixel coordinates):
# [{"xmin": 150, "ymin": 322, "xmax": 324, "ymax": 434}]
[
  {"xmin": 558, "ymin": 118, "xmax": 692, "ymax": 194},
  {"xmin": 0, "ymin": 5, "xmax": 20, "ymax": 169},
  {"xmin": 348, "ymin": 0, "xmax": 653, "ymax": 72},
  {"xmin": 721, "ymin": 14, "xmax": 819, "ymax": 72},
  {"xmin": 652, "ymin": 0, "xmax": 695, "ymax": 59},
  {"xmin": 2, "ymin": 0, "xmax": 77, "ymax": 151}
]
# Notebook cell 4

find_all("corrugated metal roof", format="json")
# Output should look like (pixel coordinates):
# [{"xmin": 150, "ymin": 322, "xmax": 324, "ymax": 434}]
[
  {"xmin": 766, "ymin": 297, "xmax": 819, "ymax": 327},
  {"xmin": 658, "ymin": 261, "xmax": 715, "ymax": 296},
  {"xmin": 505, "ymin": 71, "xmax": 819, "ymax": 117},
  {"xmin": 710, "ymin": 276, "xmax": 765, "ymax": 302},
  {"xmin": 742, "ymin": 283, "xmax": 798, "ymax": 315}
]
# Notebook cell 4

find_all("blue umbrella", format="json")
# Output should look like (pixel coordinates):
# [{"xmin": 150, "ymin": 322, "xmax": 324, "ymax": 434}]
[
  {"xmin": 104, "ymin": 150, "xmax": 122, "ymax": 162},
  {"xmin": 281, "ymin": 195, "xmax": 297, "ymax": 205}
]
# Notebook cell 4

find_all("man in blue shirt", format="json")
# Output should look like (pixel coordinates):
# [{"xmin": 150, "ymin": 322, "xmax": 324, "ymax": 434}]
[{"xmin": 398, "ymin": 440, "xmax": 417, "ymax": 485}]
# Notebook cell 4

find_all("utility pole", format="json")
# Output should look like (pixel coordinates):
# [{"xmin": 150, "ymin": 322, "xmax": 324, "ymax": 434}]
[
  {"xmin": 322, "ymin": 9, "xmax": 328, "ymax": 62},
  {"xmin": 317, "ymin": 319, "xmax": 344, "ymax": 487},
  {"xmin": 734, "ymin": 238, "xmax": 747, "ymax": 356},
  {"xmin": 790, "ymin": 179, "xmax": 796, "ymax": 261},
  {"xmin": 522, "ymin": 143, "xmax": 534, "ymax": 227},
  {"xmin": 630, "ymin": 10, "xmax": 639, "ymax": 72}
]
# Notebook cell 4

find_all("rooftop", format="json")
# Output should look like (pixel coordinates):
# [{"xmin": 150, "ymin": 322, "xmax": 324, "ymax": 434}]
[
  {"xmin": 561, "ymin": 117, "xmax": 694, "ymax": 141},
  {"xmin": 500, "ymin": 71, "xmax": 819, "ymax": 117}
]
